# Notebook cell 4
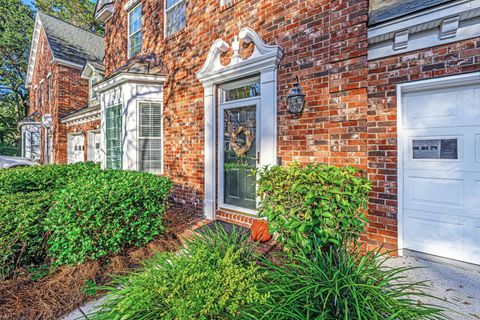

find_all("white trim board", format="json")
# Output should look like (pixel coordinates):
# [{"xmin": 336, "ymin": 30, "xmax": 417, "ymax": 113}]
[
  {"xmin": 368, "ymin": 0, "xmax": 480, "ymax": 60},
  {"xmin": 396, "ymin": 72, "xmax": 480, "ymax": 257},
  {"xmin": 196, "ymin": 27, "xmax": 283, "ymax": 220}
]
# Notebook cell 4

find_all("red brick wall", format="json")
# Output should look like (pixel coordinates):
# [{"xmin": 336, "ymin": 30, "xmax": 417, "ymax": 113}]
[
  {"xmin": 366, "ymin": 38, "xmax": 480, "ymax": 251},
  {"xmin": 103, "ymin": 0, "xmax": 370, "ymax": 216},
  {"xmin": 28, "ymin": 27, "xmax": 90, "ymax": 164},
  {"xmin": 66, "ymin": 120, "xmax": 101, "ymax": 162}
]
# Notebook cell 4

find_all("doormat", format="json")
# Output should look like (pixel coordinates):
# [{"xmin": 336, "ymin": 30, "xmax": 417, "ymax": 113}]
[{"xmin": 195, "ymin": 220, "xmax": 250, "ymax": 236}]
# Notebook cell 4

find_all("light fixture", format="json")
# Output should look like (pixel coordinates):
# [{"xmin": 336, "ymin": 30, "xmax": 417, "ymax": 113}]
[{"xmin": 287, "ymin": 76, "xmax": 305, "ymax": 114}]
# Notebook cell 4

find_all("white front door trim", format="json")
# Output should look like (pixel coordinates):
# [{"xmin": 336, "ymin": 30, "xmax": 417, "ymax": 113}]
[
  {"xmin": 397, "ymin": 71, "xmax": 480, "ymax": 257},
  {"xmin": 196, "ymin": 27, "xmax": 284, "ymax": 219}
]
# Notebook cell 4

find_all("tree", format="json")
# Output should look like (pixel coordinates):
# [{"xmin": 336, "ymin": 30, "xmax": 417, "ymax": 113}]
[
  {"xmin": 0, "ymin": 0, "xmax": 34, "ymax": 155},
  {"xmin": 34, "ymin": 0, "xmax": 103, "ymax": 35}
]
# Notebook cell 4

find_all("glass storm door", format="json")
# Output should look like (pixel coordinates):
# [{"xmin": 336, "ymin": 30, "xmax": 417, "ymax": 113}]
[{"xmin": 219, "ymin": 78, "xmax": 260, "ymax": 214}]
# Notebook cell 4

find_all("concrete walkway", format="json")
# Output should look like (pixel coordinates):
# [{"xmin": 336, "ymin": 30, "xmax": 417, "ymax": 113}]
[{"xmin": 384, "ymin": 255, "xmax": 480, "ymax": 320}]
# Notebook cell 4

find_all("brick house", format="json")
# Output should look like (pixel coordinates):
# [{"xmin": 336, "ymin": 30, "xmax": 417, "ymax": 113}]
[
  {"xmin": 22, "ymin": 12, "xmax": 104, "ymax": 164},
  {"xmin": 90, "ymin": 0, "xmax": 480, "ymax": 265}
]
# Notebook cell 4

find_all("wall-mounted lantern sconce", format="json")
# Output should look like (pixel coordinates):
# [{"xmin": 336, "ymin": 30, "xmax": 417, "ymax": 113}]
[{"xmin": 287, "ymin": 76, "xmax": 305, "ymax": 114}]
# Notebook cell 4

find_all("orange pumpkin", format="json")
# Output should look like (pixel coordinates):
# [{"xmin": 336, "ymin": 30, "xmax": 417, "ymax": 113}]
[{"xmin": 250, "ymin": 220, "xmax": 271, "ymax": 242}]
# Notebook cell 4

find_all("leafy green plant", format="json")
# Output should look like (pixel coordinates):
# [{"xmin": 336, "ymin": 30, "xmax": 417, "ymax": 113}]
[
  {"xmin": 0, "ymin": 161, "xmax": 99, "ymax": 195},
  {"xmin": 243, "ymin": 245, "xmax": 450, "ymax": 320},
  {"xmin": 91, "ymin": 225, "xmax": 268, "ymax": 320},
  {"xmin": 0, "ymin": 191, "xmax": 52, "ymax": 279},
  {"xmin": 46, "ymin": 169, "xmax": 172, "ymax": 266},
  {"xmin": 257, "ymin": 163, "xmax": 371, "ymax": 253}
]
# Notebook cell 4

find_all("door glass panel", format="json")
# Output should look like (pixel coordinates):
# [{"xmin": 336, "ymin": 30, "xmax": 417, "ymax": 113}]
[{"xmin": 223, "ymin": 105, "xmax": 256, "ymax": 210}]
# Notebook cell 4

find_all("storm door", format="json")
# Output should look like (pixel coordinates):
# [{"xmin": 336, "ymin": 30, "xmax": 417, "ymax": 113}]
[{"xmin": 218, "ymin": 78, "xmax": 260, "ymax": 214}]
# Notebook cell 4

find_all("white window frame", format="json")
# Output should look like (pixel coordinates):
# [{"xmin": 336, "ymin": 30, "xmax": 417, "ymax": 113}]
[
  {"xmin": 127, "ymin": 3, "xmax": 142, "ymax": 58},
  {"xmin": 40, "ymin": 80, "xmax": 45, "ymax": 111},
  {"xmin": 136, "ymin": 100, "xmax": 164, "ymax": 174},
  {"xmin": 48, "ymin": 74, "xmax": 53, "ymax": 104},
  {"xmin": 34, "ymin": 86, "xmax": 38, "ymax": 110},
  {"xmin": 164, "ymin": 0, "xmax": 186, "ymax": 38}
]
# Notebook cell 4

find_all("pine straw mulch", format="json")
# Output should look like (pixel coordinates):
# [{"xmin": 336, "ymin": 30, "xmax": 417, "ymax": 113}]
[{"xmin": 0, "ymin": 203, "xmax": 201, "ymax": 320}]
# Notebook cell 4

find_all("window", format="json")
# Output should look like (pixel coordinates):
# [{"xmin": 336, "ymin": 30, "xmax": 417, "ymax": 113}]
[
  {"xmin": 30, "ymin": 130, "xmax": 40, "ymax": 160},
  {"xmin": 128, "ymin": 4, "xmax": 142, "ymax": 58},
  {"xmin": 138, "ymin": 102, "xmax": 163, "ymax": 173},
  {"xmin": 40, "ymin": 81, "xmax": 45, "ymax": 111},
  {"xmin": 34, "ymin": 87, "xmax": 38, "ymax": 110},
  {"xmin": 106, "ymin": 105, "xmax": 123, "ymax": 169},
  {"xmin": 48, "ymin": 75, "xmax": 53, "ymax": 103},
  {"xmin": 90, "ymin": 76, "xmax": 98, "ymax": 101},
  {"xmin": 165, "ymin": 0, "xmax": 186, "ymax": 37},
  {"xmin": 412, "ymin": 138, "xmax": 458, "ymax": 160}
]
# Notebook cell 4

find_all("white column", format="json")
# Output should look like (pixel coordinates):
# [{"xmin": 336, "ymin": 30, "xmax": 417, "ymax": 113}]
[
  {"xmin": 259, "ymin": 68, "xmax": 278, "ymax": 167},
  {"xmin": 203, "ymin": 83, "xmax": 216, "ymax": 220}
]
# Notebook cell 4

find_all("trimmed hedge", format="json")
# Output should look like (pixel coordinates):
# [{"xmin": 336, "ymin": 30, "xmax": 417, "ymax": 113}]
[
  {"xmin": 0, "ymin": 191, "xmax": 52, "ymax": 279},
  {"xmin": 46, "ymin": 170, "xmax": 172, "ymax": 266},
  {"xmin": 257, "ymin": 163, "xmax": 371, "ymax": 253},
  {"xmin": 0, "ymin": 162, "xmax": 99, "ymax": 195},
  {"xmin": 0, "ymin": 164, "xmax": 173, "ymax": 278}
]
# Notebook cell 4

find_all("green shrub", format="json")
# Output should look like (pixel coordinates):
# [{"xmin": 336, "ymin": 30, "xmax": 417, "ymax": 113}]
[
  {"xmin": 46, "ymin": 170, "xmax": 173, "ymax": 266},
  {"xmin": 0, "ymin": 162, "xmax": 100, "ymax": 195},
  {"xmin": 244, "ymin": 245, "xmax": 449, "ymax": 320},
  {"xmin": 257, "ymin": 163, "xmax": 371, "ymax": 253},
  {"xmin": 92, "ymin": 225, "xmax": 268, "ymax": 320},
  {"xmin": 0, "ymin": 191, "xmax": 52, "ymax": 279}
]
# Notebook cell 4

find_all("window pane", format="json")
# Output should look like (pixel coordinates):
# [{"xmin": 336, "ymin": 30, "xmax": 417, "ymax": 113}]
[
  {"xmin": 166, "ymin": 0, "xmax": 181, "ymax": 10},
  {"xmin": 224, "ymin": 82, "xmax": 260, "ymax": 102},
  {"xmin": 165, "ymin": 0, "xmax": 186, "ymax": 37}
]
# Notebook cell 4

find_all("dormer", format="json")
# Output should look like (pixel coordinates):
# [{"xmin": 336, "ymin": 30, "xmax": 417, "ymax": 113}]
[
  {"xmin": 95, "ymin": 0, "xmax": 114, "ymax": 22},
  {"xmin": 81, "ymin": 61, "xmax": 105, "ymax": 106}
]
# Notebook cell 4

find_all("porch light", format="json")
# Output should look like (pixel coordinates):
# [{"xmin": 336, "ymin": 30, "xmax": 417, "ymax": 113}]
[{"xmin": 287, "ymin": 76, "xmax": 305, "ymax": 114}]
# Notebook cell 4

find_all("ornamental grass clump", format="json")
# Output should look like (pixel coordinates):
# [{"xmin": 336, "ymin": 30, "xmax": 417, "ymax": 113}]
[
  {"xmin": 242, "ymin": 245, "xmax": 450, "ymax": 320},
  {"xmin": 92, "ymin": 225, "xmax": 269, "ymax": 320},
  {"xmin": 257, "ymin": 163, "xmax": 371, "ymax": 253}
]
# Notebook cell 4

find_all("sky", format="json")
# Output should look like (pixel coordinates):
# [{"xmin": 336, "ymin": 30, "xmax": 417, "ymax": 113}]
[{"xmin": 22, "ymin": 0, "xmax": 34, "ymax": 7}]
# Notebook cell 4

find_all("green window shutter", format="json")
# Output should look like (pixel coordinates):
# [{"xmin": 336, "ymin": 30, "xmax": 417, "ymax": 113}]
[
  {"xmin": 138, "ymin": 102, "xmax": 162, "ymax": 173},
  {"xmin": 106, "ymin": 105, "xmax": 123, "ymax": 169}
]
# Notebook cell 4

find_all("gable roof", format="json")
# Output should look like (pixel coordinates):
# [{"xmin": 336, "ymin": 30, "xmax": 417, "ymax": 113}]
[
  {"xmin": 26, "ymin": 12, "xmax": 104, "ymax": 86},
  {"xmin": 369, "ymin": 0, "xmax": 456, "ymax": 25}
]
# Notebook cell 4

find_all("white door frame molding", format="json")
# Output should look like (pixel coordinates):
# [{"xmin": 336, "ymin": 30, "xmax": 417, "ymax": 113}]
[
  {"xmin": 196, "ymin": 27, "xmax": 284, "ymax": 220},
  {"xmin": 396, "ymin": 71, "xmax": 480, "ymax": 257}
]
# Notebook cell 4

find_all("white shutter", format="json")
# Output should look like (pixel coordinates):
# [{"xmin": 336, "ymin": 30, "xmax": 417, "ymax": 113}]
[{"xmin": 138, "ymin": 102, "xmax": 162, "ymax": 173}]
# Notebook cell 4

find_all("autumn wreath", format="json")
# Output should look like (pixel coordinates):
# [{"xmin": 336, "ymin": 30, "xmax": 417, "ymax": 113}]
[{"xmin": 230, "ymin": 126, "xmax": 254, "ymax": 157}]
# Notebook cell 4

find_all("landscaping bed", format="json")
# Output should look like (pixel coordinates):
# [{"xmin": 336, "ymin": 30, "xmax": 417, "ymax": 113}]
[
  {"xmin": 0, "ymin": 203, "xmax": 199, "ymax": 320},
  {"xmin": 0, "ymin": 163, "xmax": 200, "ymax": 320}
]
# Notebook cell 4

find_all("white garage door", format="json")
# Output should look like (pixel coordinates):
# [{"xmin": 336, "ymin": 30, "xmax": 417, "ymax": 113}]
[
  {"xmin": 402, "ymin": 82, "xmax": 480, "ymax": 265},
  {"xmin": 68, "ymin": 134, "xmax": 85, "ymax": 164}
]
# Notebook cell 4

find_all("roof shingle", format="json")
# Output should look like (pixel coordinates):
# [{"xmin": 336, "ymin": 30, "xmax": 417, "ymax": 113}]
[
  {"xmin": 38, "ymin": 12, "xmax": 104, "ymax": 66},
  {"xmin": 369, "ymin": 0, "xmax": 456, "ymax": 25}
]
